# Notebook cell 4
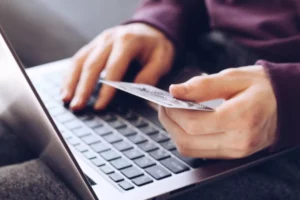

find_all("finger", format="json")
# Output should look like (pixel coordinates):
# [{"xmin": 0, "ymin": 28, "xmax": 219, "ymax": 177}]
[
  {"xmin": 61, "ymin": 45, "xmax": 93, "ymax": 102},
  {"xmin": 169, "ymin": 73, "xmax": 248, "ymax": 102},
  {"xmin": 134, "ymin": 45, "xmax": 173, "ymax": 85},
  {"xmin": 164, "ymin": 108, "xmax": 225, "ymax": 135},
  {"xmin": 159, "ymin": 106, "xmax": 227, "ymax": 158},
  {"xmin": 134, "ymin": 62, "xmax": 162, "ymax": 85},
  {"xmin": 70, "ymin": 42, "xmax": 112, "ymax": 110},
  {"xmin": 94, "ymin": 41, "xmax": 138, "ymax": 110}
]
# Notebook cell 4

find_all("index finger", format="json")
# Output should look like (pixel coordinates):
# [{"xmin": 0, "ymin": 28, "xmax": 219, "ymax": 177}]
[
  {"xmin": 61, "ymin": 45, "xmax": 93, "ymax": 102},
  {"xmin": 69, "ymin": 42, "xmax": 112, "ymax": 110},
  {"xmin": 94, "ymin": 42, "xmax": 138, "ymax": 110}
]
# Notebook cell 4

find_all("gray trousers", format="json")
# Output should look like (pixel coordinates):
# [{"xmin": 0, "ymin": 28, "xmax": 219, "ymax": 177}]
[{"xmin": 0, "ymin": 127, "xmax": 300, "ymax": 200}]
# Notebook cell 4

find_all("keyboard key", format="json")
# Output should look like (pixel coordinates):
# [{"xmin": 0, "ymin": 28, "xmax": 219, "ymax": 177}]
[
  {"xmin": 45, "ymin": 101, "xmax": 59, "ymax": 110},
  {"xmin": 78, "ymin": 114, "xmax": 94, "ymax": 121},
  {"xmin": 118, "ymin": 181, "xmax": 134, "ymax": 191},
  {"xmin": 139, "ymin": 126, "xmax": 159, "ymax": 135},
  {"xmin": 66, "ymin": 137, "xmax": 80, "ymax": 146},
  {"xmin": 109, "ymin": 173, "xmax": 124, "ymax": 182},
  {"xmin": 75, "ymin": 144, "xmax": 88, "ymax": 152},
  {"xmin": 110, "ymin": 158, "xmax": 132, "ymax": 170},
  {"xmin": 149, "ymin": 149, "xmax": 170, "ymax": 160},
  {"xmin": 49, "ymin": 107, "xmax": 66, "ymax": 117},
  {"xmin": 113, "ymin": 141, "xmax": 133, "ymax": 151},
  {"xmin": 100, "ymin": 150, "xmax": 121, "ymax": 161},
  {"xmin": 102, "ymin": 133, "xmax": 123, "ymax": 144},
  {"xmin": 72, "ymin": 127, "xmax": 92, "ymax": 137},
  {"xmin": 81, "ymin": 135, "xmax": 101, "ymax": 145},
  {"xmin": 99, "ymin": 165, "xmax": 114, "ymax": 174},
  {"xmin": 45, "ymin": 99, "xmax": 59, "ymax": 108},
  {"xmin": 121, "ymin": 166, "xmax": 143, "ymax": 179},
  {"xmin": 40, "ymin": 94, "xmax": 52, "ymax": 103},
  {"xmin": 61, "ymin": 131, "xmax": 72, "ymax": 139},
  {"xmin": 171, "ymin": 150, "xmax": 205, "ymax": 168},
  {"xmin": 160, "ymin": 157, "xmax": 189, "ymax": 174},
  {"xmin": 64, "ymin": 120, "xmax": 81, "ymax": 130},
  {"xmin": 98, "ymin": 113, "xmax": 117, "ymax": 122},
  {"xmin": 127, "ymin": 134, "xmax": 147, "ymax": 144},
  {"xmin": 132, "ymin": 175, "xmax": 153, "ymax": 186},
  {"xmin": 122, "ymin": 111, "xmax": 138, "ymax": 121},
  {"xmin": 51, "ymin": 76, "xmax": 63, "ymax": 85},
  {"xmin": 91, "ymin": 157, "xmax": 105, "ymax": 167},
  {"xmin": 40, "ymin": 82, "xmax": 53, "ymax": 90},
  {"xmin": 145, "ymin": 165, "xmax": 171, "ymax": 180},
  {"xmin": 90, "ymin": 142, "xmax": 110, "ymax": 153},
  {"xmin": 134, "ymin": 157, "xmax": 156, "ymax": 169},
  {"xmin": 82, "ymin": 151, "xmax": 97, "ymax": 160},
  {"xmin": 123, "ymin": 149, "xmax": 144, "ymax": 160},
  {"xmin": 160, "ymin": 140, "xmax": 176, "ymax": 151},
  {"xmin": 150, "ymin": 132, "xmax": 169, "ymax": 143},
  {"xmin": 93, "ymin": 126, "xmax": 112, "ymax": 136},
  {"xmin": 129, "ymin": 118, "xmax": 148, "ymax": 128},
  {"xmin": 113, "ymin": 106, "xmax": 129, "ymax": 115},
  {"xmin": 85, "ymin": 118, "xmax": 103, "ymax": 128},
  {"xmin": 55, "ymin": 123, "xmax": 66, "ymax": 133},
  {"xmin": 56, "ymin": 113, "xmax": 74, "ymax": 123},
  {"xmin": 118, "ymin": 127, "xmax": 137, "ymax": 137},
  {"xmin": 48, "ymin": 88, "xmax": 60, "ymax": 97},
  {"xmin": 138, "ymin": 142, "xmax": 159, "ymax": 152},
  {"xmin": 108, "ymin": 120, "xmax": 127, "ymax": 129},
  {"xmin": 53, "ymin": 94, "xmax": 63, "ymax": 101}
]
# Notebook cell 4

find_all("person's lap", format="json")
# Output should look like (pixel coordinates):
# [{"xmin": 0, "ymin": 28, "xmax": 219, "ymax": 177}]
[
  {"xmin": 1, "ymin": 123, "xmax": 300, "ymax": 200},
  {"xmin": 0, "ymin": 160, "xmax": 79, "ymax": 200},
  {"xmin": 171, "ymin": 155, "xmax": 300, "ymax": 200},
  {"xmin": 0, "ymin": 122, "xmax": 79, "ymax": 200}
]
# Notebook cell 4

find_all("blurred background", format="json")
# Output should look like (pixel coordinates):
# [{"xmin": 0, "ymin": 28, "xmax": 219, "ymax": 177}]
[{"xmin": 0, "ymin": 0, "xmax": 139, "ymax": 67}]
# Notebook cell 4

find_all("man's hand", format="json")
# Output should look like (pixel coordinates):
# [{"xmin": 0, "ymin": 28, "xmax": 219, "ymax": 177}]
[
  {"xmin": 61, "ymin": 23, "xmax": 174, "ymax": 111},
  {"xmin": 159, "ymin": 66, "xmax": 277, "ymax": 159}
]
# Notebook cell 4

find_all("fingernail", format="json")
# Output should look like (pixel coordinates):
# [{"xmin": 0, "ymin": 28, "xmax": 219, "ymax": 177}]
[
  {"xmin": 70, "ymin": 97, "xmax": 82, "ymax": 110},
  {"xmin": 170, "ymin": 84, "xmax": 187, "ymax": 96},
  {"xmin": 61, "ymin": 90, "xmax": 69, "ymax": 101}
]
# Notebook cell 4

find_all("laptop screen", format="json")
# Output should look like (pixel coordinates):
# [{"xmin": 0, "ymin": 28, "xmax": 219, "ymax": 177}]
[{"xmin": 0, "ymin": 31, "xmax": 94, "ymax": 200}]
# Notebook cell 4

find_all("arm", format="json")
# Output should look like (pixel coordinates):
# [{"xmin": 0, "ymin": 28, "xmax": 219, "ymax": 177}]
[
  {"xmin": 125, "ymin": 0, "xmax": 209, "ymax": 51},
  {"xmin": 257, "ymin": 60, "xmax": 300, "ymax": 151}
]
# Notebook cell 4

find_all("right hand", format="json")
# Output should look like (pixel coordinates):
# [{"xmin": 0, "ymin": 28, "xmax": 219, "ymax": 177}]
[{"xmin": 61, "ymin": 23, "xmax": 175, "ymax": 111}]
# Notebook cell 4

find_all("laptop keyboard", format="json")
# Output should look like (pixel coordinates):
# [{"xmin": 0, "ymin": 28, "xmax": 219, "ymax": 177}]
[{"xmin": 30, "ymin": 73, "xmax": 215, "ymax": 191}]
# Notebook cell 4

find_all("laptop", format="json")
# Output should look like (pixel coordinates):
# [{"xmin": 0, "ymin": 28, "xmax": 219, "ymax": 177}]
[{"xmin": 1, "ymin": 28, "xmax": 299, "ymax": 200}]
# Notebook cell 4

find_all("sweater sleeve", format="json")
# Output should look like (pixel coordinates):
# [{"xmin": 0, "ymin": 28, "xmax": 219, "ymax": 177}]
[
  {"xmin": 257, "ymin": 60, "xmax": 300, "ymax": 151},
  {"xmin": 124, "ymin": 0, "xmax": 209, "ymax": 51}
]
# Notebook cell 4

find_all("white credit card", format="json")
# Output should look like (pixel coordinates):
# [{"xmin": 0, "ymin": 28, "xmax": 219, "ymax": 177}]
[{"xmin": 100, "ymin": 80, "xmax": 224, "ymax": 111}]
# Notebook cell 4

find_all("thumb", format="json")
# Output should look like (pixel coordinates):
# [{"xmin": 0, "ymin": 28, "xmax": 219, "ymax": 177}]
[{"xmin": 169, "ymin": 74, "xmax": 245, "ymax": 102}]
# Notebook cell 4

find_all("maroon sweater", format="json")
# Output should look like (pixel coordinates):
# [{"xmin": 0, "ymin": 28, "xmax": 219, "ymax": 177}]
[{"xmin": 129, "ymin": 0, "xmax": 300, "ymax": 151}]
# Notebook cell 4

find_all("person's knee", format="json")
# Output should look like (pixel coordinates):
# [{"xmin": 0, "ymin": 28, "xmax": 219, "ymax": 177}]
[{"xmin": 0, "ymin": 160, "xmax": 79, "ymax": 200}]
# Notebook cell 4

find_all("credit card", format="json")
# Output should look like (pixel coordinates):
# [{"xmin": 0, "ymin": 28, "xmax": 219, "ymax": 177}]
[{"xmin": 100, "ymin": 80, "xmax": 224, "ymax": 111}]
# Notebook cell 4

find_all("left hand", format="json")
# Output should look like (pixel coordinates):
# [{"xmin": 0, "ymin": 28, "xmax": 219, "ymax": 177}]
[{"xmin": 159, "ymin": 66, "xmax": 278, "ymax": 159}]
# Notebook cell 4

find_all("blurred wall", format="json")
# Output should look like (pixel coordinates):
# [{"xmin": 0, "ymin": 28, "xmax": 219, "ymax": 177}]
[
  {"xmin": 40, "ymin": 0, "xmax": 138, "ymax": 40},
  {"xmin": 0, "ymin": 0, "xmax": 139, "ymax": 66}
]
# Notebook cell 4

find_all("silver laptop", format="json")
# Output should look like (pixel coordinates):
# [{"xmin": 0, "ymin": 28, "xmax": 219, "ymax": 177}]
[{"xmin": 0, "ymin": 28, "xmax": 298, "ymax": 200}]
